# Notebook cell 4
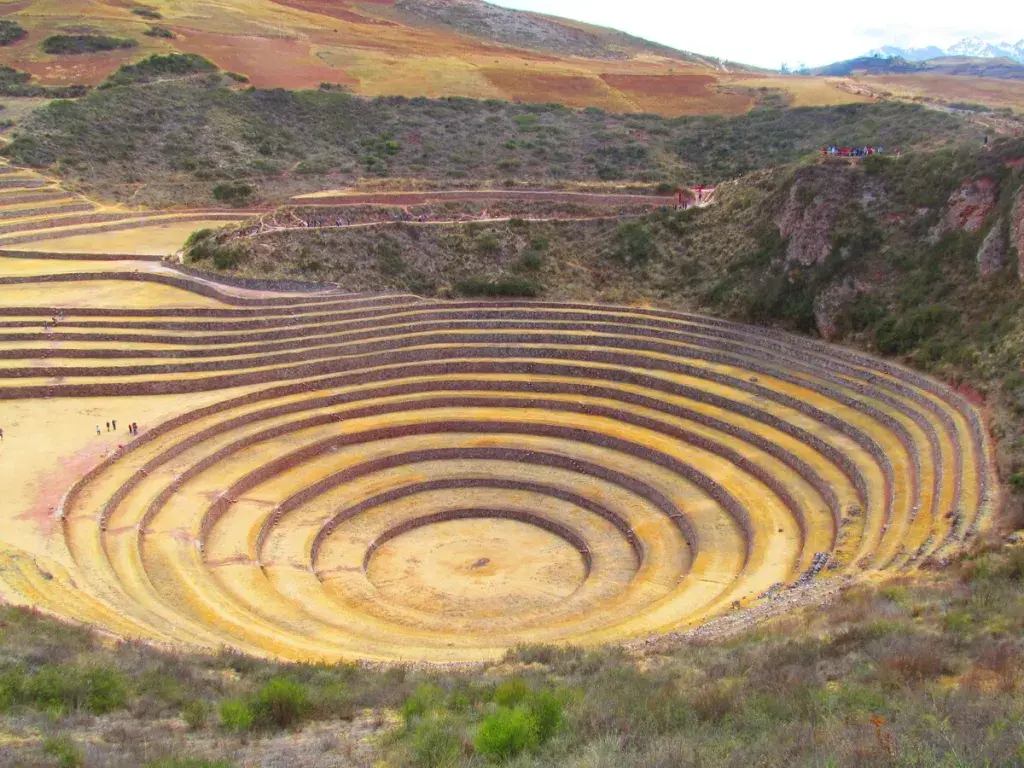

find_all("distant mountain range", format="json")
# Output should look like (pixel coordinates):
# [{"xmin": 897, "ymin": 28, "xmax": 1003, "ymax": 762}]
[{"xmin": 869, "ymin": 37, "xmax": 1024, "ymax": 63}]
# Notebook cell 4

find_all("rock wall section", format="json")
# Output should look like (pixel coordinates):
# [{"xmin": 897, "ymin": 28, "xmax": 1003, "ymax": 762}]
[
  {"xmin": 977, "ymin": 220, "xmax": 1007, "ymax": 278},
  {"xmin": 1012, "ymin": 186, "xmax": 1024, "ymax": 280},
  {"xmin": 942, "ymin": 178, "xmax": 997, "ymax": 234}
]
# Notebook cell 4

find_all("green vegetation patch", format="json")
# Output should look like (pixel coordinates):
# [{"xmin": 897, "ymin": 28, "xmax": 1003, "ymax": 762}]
[
  {"xmin": 0, "ymin": 66, "xmax": 89, "ymax": 98},
  {"xmin": 104, "ymin": 53, "xmax": 218, "ymax": 87},
  {"xmin": 131, "ymin": 7, "xmax": 163, "ymax": 20},
  {"xmin": 0, "ymin": 77, "xmax": 984, "ymax": 207},
  {"xmin": 144, "ymin": 26, "xmax": 175, "ymax": 39},
  {"xmin": 42, "ymin": 34, "xmax": 138, "ymax": 55},
  {"xmin": 0, "ymin": 20, "xmax": 27, "ymax": 47}
]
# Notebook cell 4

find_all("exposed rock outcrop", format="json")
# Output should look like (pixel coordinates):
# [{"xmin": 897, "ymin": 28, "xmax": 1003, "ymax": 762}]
[
  {"xmin": 813, "ymin": 282, "xmax": 857, "ymax": 341},
  {"xmin": 1012, "ymin": 186, "xmax": 1024, "ymax": 280},
  {"xmin": 941, "ymin": 178, "xmax": 997, "ymax": 233},
  {"xmin": 977, "ymin": 220, "xmax": 1007, "ymax": 278},
  {"xmin": 776, "ymin": 178, "xmax": 842, "ymax": 266}
]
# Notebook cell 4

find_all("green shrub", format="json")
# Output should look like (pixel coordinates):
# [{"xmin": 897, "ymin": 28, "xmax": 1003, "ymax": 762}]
[
  {"xmin": 942, "ymin": 611, "xmax": 972, "ymax": 637},
  {"xmin": 514, "ymin": 114, "xmax": 539, "ymax": 131},
  {"xmin": 875, "ymin": 304, "xmax": 959, "ymax": 356},
  {"xmin": 42, "ymin": 35, "xmax": 137, "ymax": 55},
  {"xmin": 0, "ymin": 668, "xmax": 23, "ymax": 712},
  {"xmin": 252, "ymin": 677, "xmax": 309, "ymax": 729},
  {"xmin": 309, "ymin": 680, "xmax": 353, "ymax": 719},
  {"xmin": 186, "ymin": 236, "xmax": 242, "ymax": 270},
  {"xmin": 492, "ymin": 678, "xmax": 530, "ymax": 708},
  {"xmin": 219, "ymin": 698, "xmax": 254, "ymax": 732},
  {"xmin": 614, "ymin": 221, "xmax": 657, "ymax": 265},
  {"xmin": 402, "ymin": 683, "xmax": 445, "ymax": 726},
  {"xmin": 515, "ymin": 249, "xmax": 543, "ymax": 272},
  {"xmin": 474, "ymin": 707, "xmax": 539, "ymax": 761},
  {"xmin": 212, "ymin": 181, "xmax": 254, "ymax": 205},
  {"xmin": 1000, "ymin": 547, "xmax": 1024, "ymax": 581},
  {"xmin": 144, "ymin": 27, "xmax": 175, "ymax": 39},
  {"xmin": 0, "ymin": 20, "xmax": 27, "ymax": 46},
  {"xmin": 42, "ymin": 735, "xmax": 84, "ymax": 768},
  {"xmin": 181, "ymin": 699, "xmax": 209, "ymax": 730},
  {"xmin": 527, "ymin": 690, "xmax": 563, "ymax": 742},
  {"xmin": 184, "ymin": 228, "xmax": 215, "ymax": 249},
  {"xmin": 411, "ymin": 714, "xmax": 462, "ymax": 768},
  {"xmin": 131, "ymin": 7, "xmax": 162, "ymax": 19},
  {"xmin": 226, "ymin": 71, "xmax": 249, "ymax": 83},
  {"xmin": 377, "ymin": 244, "xmax": 407, "ymax": 276},
  {"xmin": 23, "ymin": 664, "xmax": 127, "ymax": 714},
  {"xmin": 475, "ymin": 232, "xmax": 502, "ymax": 254}
]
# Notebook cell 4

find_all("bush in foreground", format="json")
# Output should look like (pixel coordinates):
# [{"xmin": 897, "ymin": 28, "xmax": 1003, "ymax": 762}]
[
  {"xmin": 218, "ymin": 698, "xmax": 253, "ymax": 733},
  {"xmin": 42, "ymin": 735, "xmax": 84, "ymax": 768},
  {"xmin": 474, "ymin": 707, "xmax": 540, "ymax": 761},
  {"xmin": 411, "ymin": 714, "xmax": 462, "ymax": 768},
  {"xmin": 251, "ymin": 677, "xmax": 309, "ymax": 729}
]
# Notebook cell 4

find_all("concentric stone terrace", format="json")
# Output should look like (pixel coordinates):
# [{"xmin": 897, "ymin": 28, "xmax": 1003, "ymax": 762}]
[{"xmin": 0, "ymin": 259, "xmax": 996, "ymax": 662}]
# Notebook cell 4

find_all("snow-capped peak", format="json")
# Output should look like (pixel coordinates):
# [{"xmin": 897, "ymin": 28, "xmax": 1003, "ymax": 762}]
[
  {"xmin": 867, "ymin": 37, "xmax": 1024, "ymax": 64},
  {"xmin": 946, "ymin": 36, "xmax": 1006, "ymax": 58}
]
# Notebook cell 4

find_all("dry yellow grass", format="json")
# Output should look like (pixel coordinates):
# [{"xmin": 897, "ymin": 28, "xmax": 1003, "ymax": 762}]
[
  {"xmin": 11, "ymin": 220, "xmax": 237, "ymax": 255},
  {"xmin": 859, "ymin": 74, "xmax": 1024, "ymax": 112}
]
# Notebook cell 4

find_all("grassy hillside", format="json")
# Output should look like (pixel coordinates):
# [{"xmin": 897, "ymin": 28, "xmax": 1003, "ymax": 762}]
[
  {"xmin": 1, "ymin": 74, "xmax": 983, "ymax": 207},
  {"xmin": 1, "ymin": 547, "xmax": 1022, "ymax": 766},
  {"xmin": 186, "ymin": 138, "xmax": 1024, "ymax": 529}
]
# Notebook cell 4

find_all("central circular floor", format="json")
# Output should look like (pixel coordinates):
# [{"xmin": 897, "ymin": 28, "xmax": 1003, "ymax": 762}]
[{"xmin": 365, "ymin": 517, "xmax": 589, "ymax": 619}]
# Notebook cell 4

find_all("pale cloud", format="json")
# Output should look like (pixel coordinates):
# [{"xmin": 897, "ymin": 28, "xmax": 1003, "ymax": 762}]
[{"xmin": 491, "ymin": 0, "xmax": 1024, "ymax": 68}]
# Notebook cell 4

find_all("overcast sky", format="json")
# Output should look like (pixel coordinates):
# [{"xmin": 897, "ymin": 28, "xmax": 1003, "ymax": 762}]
[{"xmin": 491, "ymin": 0, "xmax": 1024, "ymax": 69}]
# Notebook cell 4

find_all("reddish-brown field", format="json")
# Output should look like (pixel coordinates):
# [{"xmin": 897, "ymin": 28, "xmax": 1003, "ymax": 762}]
[
  {"xmin": 482, "ymin": 70, "xmax": 615, "ymax": 107},
  {"xmin": 267, "ymin": 0, "xmax": 398, "ymax": 26},
  {"xmin": 601, "ymin": 73, "xmax": 754, "ymax": 114},
  {"xmin": 172, "ymin": 29, "xmax": 357, "ymax": 89}
]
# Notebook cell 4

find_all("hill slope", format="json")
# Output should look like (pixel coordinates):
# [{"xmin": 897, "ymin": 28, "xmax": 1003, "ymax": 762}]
[
  {"xmin": 1, "ymin": 74, "xmax": 984, "ymax": 207},
  {"xmin": 0, "ymin": 0, "xmax": 865, "ymax": 115}
]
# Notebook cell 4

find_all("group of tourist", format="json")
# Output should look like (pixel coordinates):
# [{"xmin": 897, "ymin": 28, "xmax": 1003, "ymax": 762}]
[
  {"xmin": 42, "ymin": 310, "xmax": 67, "ymax": 332},
  {"xmin": 96, "ymin": 420, "xmax": 140, "ymax": 436},
  {"xmin": 822, "ymin": 145, "xmax": 891, "ymax": 158}
]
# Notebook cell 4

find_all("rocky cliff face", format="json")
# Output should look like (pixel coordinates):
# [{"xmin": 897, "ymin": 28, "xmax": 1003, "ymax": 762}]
[
  {"xmin": 1012, "ymin": 186, "xmax": 1024, "ymax": 280},
  {"xmin": 813, "ymin": 281, "xmax": 858, "ymax": 340},
  {"xmin": 941, "ymin": 178, "xmax": 998, "ymax": 234},
  {"xmin": 977, "ymin": 220, "xmax": 1007, "ymax": 278},
  {"xmin": 775, "ymin": 172, "xmax": 856, "ymax": 266}
]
